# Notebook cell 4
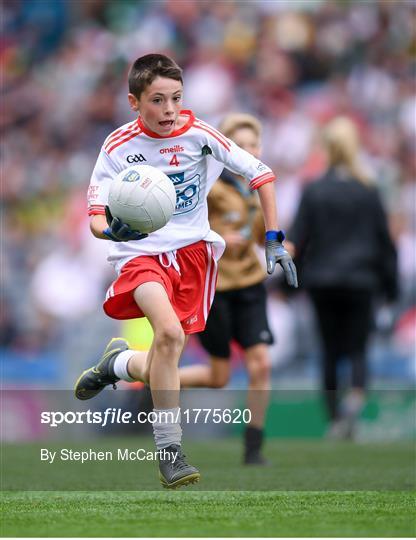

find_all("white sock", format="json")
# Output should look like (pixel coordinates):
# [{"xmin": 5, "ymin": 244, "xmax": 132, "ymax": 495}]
[
  {"xmin": 113, "ymin": 350, "xmax": 135, "ymax": 382},
  {"xmin": 152, "ymin": 407, "xmax": 182, "ymax": 449}
]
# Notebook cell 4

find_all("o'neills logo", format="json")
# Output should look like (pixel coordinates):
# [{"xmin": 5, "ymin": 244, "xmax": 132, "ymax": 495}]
[{"xmin": 160, "ymin": 145, "xmax": 184, "ymax": 154}]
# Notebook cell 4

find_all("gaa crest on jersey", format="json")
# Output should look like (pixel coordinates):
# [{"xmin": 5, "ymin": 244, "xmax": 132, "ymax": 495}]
[
  {"xmin": 122, "ymin": 170, "xmax": 140, "ymax": 182},
  {"xmin": 127, "ymin": 154, "xmax": 147, "ymax": 163},
  {"xmin": 168, "ymin": 172, "xmax": 201, "ymax": 214}
]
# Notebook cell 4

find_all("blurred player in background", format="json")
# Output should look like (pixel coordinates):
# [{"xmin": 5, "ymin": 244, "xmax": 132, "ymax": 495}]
[
  {"xmin": 287, "ymin": 117, "xmax": 398, "ymax": 439},
  {"xmin": 179, "ymin": 114, "xmax": 274, "ymax": 465},
  {"xmin": 74, "ymin": 54, "xmax": 298, "ymax": 488}
]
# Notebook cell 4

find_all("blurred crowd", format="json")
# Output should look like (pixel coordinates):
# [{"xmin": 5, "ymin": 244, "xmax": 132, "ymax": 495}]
[{"xmin": 2, "ymin": 0, "xmax": 415, "ymax": 383}]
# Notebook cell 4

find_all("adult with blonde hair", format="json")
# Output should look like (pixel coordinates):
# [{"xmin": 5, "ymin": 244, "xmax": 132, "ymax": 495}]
[{"xmin": 288, "ymin": 116, "xmax": 398, "ymax": 438}]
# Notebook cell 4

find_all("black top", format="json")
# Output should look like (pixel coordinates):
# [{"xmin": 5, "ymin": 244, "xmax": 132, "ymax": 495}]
[{"xmin": 288, "ymin": 167, "xmax": 398, "ymax": 300}]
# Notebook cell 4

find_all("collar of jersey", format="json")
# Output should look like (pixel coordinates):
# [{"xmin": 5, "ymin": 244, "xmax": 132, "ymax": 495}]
[{"xmin": 137, "ymin": 110, "xmax": 195, "ymax": 138}]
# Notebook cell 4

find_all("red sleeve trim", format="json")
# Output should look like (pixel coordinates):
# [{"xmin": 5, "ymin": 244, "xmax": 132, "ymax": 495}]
[
  {"xmin": 88, "ymin": 205, "xmax": 106, "ymax": 216},
  {"xmin": 249, "ymin": 172, "xmax": 276, "ymax": 190}
]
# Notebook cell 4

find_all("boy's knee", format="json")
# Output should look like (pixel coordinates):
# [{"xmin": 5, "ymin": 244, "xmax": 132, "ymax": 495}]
[{"xmin": 154, "ymin": 322, "xmax": 185, "ymax": 352}]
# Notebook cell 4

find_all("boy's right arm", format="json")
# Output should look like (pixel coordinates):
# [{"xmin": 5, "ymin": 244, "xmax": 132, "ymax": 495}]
[
  {"xmin": 90, "ymin": 215, "xmax": 109, "ymax": 239},
  {"xmin": 90, "ymin": 208, "xmax": 148, "ymax": 242}
]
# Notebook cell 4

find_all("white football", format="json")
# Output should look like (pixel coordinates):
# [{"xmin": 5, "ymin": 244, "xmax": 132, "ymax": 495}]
[{"xmin": 108, "ymin": 165, "xmax": 176, "ymax": 233}]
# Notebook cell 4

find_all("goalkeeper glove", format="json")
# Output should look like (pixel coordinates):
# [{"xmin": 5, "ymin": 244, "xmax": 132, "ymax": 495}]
[
  {"xmin": 103, "ymin": 206, "xmax": 148, "ymax": 242},
  {"xmin": 265, "ymin": 230, "xmax": 298, "ymax": 288}
]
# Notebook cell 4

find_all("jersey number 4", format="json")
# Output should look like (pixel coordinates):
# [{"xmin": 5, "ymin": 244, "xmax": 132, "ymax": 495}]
[{"xmin": 169, "ymin": 154, "xmax": 180, "ymax": 167}]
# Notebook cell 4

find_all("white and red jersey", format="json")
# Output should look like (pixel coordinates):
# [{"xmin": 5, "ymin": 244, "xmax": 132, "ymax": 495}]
[{"xmin": 87, "ymin": 110, "xmax": 275, "ymax": 273}]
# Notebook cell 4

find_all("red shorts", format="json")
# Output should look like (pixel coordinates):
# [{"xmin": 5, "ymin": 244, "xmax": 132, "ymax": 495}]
[{"xmin": 103, "ymin": 241, "xmax": 218, "ymax": 334}]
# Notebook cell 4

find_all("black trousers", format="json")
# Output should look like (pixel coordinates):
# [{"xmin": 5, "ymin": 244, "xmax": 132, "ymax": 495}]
[{"xmin": 309, "ymin": 287, "xmax": 373, "ymax": 420}]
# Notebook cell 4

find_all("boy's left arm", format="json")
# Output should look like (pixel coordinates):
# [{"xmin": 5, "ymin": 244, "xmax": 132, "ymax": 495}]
[
  {"xmin": 257, "ymin": 182, "xmax": 298, "ymax": 288},
  {"xmin": 205, "ymin": 129, "xmax": 297, "ymax": 286}
]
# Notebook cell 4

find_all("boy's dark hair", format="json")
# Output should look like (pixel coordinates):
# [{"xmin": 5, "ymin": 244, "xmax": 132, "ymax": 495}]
[{"xmin": 128, "ymin": 54, "xmax": 183, "ymax": 99}]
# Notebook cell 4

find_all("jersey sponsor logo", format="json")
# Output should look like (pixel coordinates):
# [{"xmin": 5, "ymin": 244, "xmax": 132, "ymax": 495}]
[
  {"xmin": 160, "ymin": 145, "xmax": 184, "ymax": 154},
  {"xmin": 168, "ymin": 172, "xmax": 201, "ymax": 214},
  {"xmin": 126, "ymin": 154, "xmax": 146, "ymax": 163}
]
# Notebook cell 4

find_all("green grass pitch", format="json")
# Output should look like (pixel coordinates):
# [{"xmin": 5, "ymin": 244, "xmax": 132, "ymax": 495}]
[{"xmin": 1, "ymin": 438, "xmax": 415, "ymax": 537}]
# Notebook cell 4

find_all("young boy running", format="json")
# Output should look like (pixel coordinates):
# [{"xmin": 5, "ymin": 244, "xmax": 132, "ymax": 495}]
[
  {"xmin": 75, "ymin": 54, "xmax": 297, "ymax": 489},
  {"xmin": 179, "ymin": 113, "xmax": 274, "ymax": 465}
]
